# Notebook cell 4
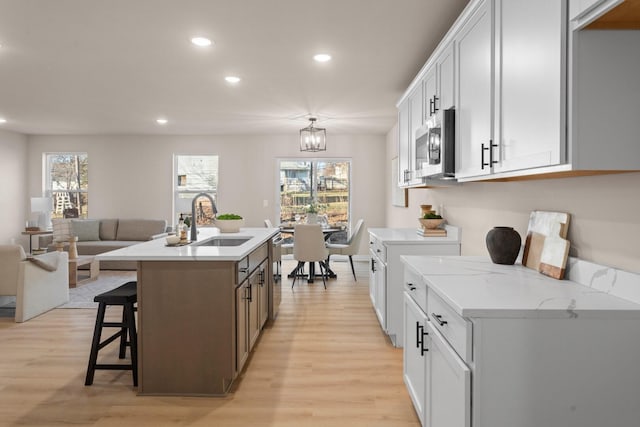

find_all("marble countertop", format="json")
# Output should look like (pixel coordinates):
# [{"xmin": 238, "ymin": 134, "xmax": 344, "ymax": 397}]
[
  {"xmin": 368, "ymin": 225, "xmax": 461, "ymax": 244},
  {"xmin": 97, "ymin": 227, "xmax": 279, "ymax": 262},
  {"xmin": 402, "ymin": 256, "xmax": 640, "ymax": 319}
]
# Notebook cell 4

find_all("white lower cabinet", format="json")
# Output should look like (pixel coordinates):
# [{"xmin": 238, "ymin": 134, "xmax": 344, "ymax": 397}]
[
  {"xmin": 426, "ymin": 321, "xmax": 471, "ymax": 427},
  {"xmin": 403, "ymin": 293, "xmax": 428, "ymax": 425},
  {"xmin": 369, "ymin": 251, "xmax": 386, "ymax": 328},
  {"xmin": 369, "ymin": 227, "xmax": 461, "ymax": 347},
  {"xmin": 402, "ymin": 256, "xmax": 640, "ymax": 427}
]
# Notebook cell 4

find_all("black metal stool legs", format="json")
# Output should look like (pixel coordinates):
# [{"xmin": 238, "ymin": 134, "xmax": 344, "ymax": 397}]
[{"xmin": 85, "ymin": 302, "xmax": 107, "ymax": 386}]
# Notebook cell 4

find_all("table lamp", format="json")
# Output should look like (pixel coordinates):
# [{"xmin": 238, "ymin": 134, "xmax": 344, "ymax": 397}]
[{"xmin": 31, "ymin": 197, "xmax": 52, "ymax": 230}]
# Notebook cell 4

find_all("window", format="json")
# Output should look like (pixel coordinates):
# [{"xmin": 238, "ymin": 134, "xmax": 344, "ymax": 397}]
[
  {"xmin": 45, "ymin": 153, "xmax": 88, "ymax": 219},
  {"xmin": 174, "ymin": 155, "xmax": 219, "ymax": 229},
  {"xmin": 278, "ymin": 159, "xmax": 351, "ymax": 241}
]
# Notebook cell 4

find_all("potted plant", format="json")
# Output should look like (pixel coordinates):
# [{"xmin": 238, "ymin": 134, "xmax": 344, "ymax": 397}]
[
  {"xmin": 214, "ymin": 213, "xmax": 244, "ymax": 233},
  {"xmin": 419, "ymin": 212, "xmax": 444, "ymax": 229}
]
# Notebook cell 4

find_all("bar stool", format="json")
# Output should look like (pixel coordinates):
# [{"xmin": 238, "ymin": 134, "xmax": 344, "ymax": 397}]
[{"xmin": 85, "ymin": 281, "xmax": 138, "ymax": 386}]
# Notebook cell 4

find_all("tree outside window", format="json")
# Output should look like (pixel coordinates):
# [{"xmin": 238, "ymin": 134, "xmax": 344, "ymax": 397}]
[{"xmin": 45, "ymin": 153, "xmax": 88, "ymax": 219}]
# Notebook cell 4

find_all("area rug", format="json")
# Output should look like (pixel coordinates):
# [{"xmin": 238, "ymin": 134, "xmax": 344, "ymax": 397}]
[{"xmin": 59, "ymin": 271, "xmax": 137, "ymax": 309}]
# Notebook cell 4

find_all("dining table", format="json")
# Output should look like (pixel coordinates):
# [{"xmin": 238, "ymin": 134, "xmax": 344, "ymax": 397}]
[{"xmin": 279, "ymin": 225, "xmax": 343, "ymax": 283}]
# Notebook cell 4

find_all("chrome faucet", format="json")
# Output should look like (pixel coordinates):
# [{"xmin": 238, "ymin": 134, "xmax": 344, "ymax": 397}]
[{"xmin": 191, "ymin": 192, "xmax": 218, "ymax": 241}]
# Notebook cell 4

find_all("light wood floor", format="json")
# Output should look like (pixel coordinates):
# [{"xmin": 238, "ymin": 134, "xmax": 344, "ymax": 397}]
[{"xmin": 0, "ymin": 259, "xmax": 420, "ymax": 426}]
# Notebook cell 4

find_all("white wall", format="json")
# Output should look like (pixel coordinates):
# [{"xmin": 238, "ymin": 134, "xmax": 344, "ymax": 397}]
[
  {"xmin": 26, "ymin": 133, "xmax": 386, "ymax": 256},
  {"xmin": 385, "ymin": 128, "xmax": 640, "ymax": 273},
  {"xmin": 0, "ymin": 130, "xmax": 28, "ymax": 245}
]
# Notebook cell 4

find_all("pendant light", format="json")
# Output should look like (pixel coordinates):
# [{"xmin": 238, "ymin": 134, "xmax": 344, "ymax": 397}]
[{"xmin": 299, "ymin": 117, "xmax": 327, "ymax": 152}]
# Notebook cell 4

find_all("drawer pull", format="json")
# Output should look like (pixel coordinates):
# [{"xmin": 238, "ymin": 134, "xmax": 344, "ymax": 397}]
[{"xmin": 432, "ymin": 313, "xmax": 448, "ymax": 326}]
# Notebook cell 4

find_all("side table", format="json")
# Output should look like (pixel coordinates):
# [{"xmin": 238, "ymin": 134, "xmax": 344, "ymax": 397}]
[
  {"xmin": 21, "ymin": 230, "xmax": 53, "ymax": 254},
  {"xmin": 69, "ymin": 255, "xmax": 100, "ymax": 287}
]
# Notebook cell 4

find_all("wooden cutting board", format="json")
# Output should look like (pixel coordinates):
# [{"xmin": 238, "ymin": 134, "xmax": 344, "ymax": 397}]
[
  {"xmin": 522, "ymin": 211, "xmax": 571, "ymax": 271},
  {"xmin": 539, "ymin": 222, "xmax": 571, "ymax": 280},
  {"xmin": 522, "ymin": 232, "xmax": 546, "ymax": 269}
]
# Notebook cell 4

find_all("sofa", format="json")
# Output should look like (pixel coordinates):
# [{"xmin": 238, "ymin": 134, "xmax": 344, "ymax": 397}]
[
  {"xmin": 0, "ymin": 245, "xmax": 69, "ymax": 322},
  {"xmin": 40, "ymin": 218, "xmax": 168, "ymax": 270}
]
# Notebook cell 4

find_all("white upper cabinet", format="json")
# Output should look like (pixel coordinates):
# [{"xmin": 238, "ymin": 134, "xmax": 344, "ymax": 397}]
[
  {"xmin": 455, "ymin": 0, "xmax": 493, "ymax": 179},
  {"xmin": 398, "ymin": 101, "xmax": 410, "ymax": 186},
  {"xmin": 397, "ymin": 0, "xmax": 640, "ymax": 184},
  {"xmin": 409, "ymin": 83, "xmax": 424, "ymax": 154},
  {"xmin": 437, "ymin": 44, "xmax": 455, "ymax": 114},
  {"xmin": 423, "ymin": 66, "xmax": 437, "ymax": 122},
  {"xmin": 397, "ymin": 84, "xmax": 423, "ymax": 187},
  {"xmin": 493, "ymin": 0, "xmax": 565, "ymax": 174}
]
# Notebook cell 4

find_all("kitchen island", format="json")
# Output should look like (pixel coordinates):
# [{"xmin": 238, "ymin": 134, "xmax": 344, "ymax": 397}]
[{"xmin": 98, "ymin": 227, "xmax": 280, "ymax": 396}]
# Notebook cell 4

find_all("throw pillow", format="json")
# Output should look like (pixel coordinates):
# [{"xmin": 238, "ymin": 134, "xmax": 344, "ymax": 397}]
[
  {"xmin": 52, "ymin": 218, "xmax": 71, "ymax": 243},
  {"xmin": 70, "ymin": 219, "xmax": 100, "ymax": 241}
]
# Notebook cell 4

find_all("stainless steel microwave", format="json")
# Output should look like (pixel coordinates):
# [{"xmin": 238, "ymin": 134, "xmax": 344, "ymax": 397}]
[{"xmin": 414, "ymin": 107, "xmax": 455, "ymax": 179}]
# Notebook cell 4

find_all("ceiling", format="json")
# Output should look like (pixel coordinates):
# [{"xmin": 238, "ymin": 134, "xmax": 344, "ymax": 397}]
[{"xmin": 0, "ymin": 0, "xmax": 469, "ymax": 136}]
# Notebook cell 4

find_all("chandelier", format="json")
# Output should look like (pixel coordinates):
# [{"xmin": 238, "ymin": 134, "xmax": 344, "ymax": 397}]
[{"xmin": 299, "ymin": 117, "xmax": 326, "ymax": 152}]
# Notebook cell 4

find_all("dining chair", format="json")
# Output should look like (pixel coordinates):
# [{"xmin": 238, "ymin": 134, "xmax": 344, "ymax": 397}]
[
  {"xmin": 292, "ymin": 224, "xmax": 329, "ymax": 289},
  {"xmin": 326, "ymin": 219, "xmax": 365, "ymax": 281}
]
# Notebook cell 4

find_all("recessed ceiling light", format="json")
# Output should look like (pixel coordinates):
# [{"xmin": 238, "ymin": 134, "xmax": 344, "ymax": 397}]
[
  {"xmin": 0, "ymin": 118, "xmax": 6, "ymax": 124},
  {"xmin": 225, "ymin": 76, "xmax": 241, "ymax": 84},
  {"xmin": 156, "ymin": 118, "xmax": 168, "ymax": 125},
  {"xmin": 313, "ymin": 53, "xmax": 332, "ymax": 62},
  {"xmin": 191, "ymin": 37, "xmax": 212, "ymax": 47}
]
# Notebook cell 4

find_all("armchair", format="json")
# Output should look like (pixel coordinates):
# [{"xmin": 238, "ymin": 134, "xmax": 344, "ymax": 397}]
[{"xmin": 0, "ymin": 245, "xmax": 69, "ymax": 322}]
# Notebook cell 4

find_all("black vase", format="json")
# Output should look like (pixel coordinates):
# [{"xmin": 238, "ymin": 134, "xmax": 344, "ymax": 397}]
[{"xmin": 486, "ymin": 226, "xmax": 521, "ymax": 265}]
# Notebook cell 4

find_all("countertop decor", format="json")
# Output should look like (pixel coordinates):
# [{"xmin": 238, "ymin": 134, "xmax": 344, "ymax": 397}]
[{"xmin": 485, "ymin": 226, "xmax": 521, "ymax": 265}]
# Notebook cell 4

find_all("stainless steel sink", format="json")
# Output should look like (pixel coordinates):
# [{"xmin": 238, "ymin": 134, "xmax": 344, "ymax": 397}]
[{"xmin": 192, "ymin": 237, "xmax": 251, "ymax": 247}]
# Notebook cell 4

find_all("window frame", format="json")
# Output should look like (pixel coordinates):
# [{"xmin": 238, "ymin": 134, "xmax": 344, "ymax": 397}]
[
  {"xmin": 173, "ymin": 154, "xmax": 219, "ymax": 230},
  {"xmin": 276, "ymin": 157, "xmax": 352, "ymax": 234},
  {"xmin": 44, "ymin": 152, "xmax": 89, "ymax": 219}
]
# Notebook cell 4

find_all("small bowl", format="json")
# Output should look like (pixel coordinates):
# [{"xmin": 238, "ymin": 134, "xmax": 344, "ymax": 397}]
[
  {"xmin": 419, "ymin": 218, "xmax": 444, "ymax": 229},
  {"xmin": 166, "ymin": 235, "xmax": 181, "ymax": 245}
]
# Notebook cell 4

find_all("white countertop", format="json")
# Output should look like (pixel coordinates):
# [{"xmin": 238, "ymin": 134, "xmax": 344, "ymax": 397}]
[
  {"xmin": 97, "ymin": 227, "xmax": 279, "ymax": 262},
  {"xmin": 402, "ymin": 256, "xmax": 640, "ymax": 319},
  {"xmin": 368, "ymin": 225, "xmax": 461, "ymax": 244}
]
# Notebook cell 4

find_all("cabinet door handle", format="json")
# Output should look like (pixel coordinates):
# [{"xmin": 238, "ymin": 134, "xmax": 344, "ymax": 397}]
[
  {"xmin": 490, "ymin": 140, "xmax": 498, "ymax": 166},
  {"xmin": 408, "ymin": 284, "xmax": 416, "ymax": 291},
  {"xmin": 420, "ymin": 328, "xmax": 429, "ymax": 356},
  {"xmin": 432, "ymin": 95, "xmax": 439, "ymax": 114},
  {"xmin": 432, "ymin": 313, "xmax": 448, "ymax": 326},
  {"xmin": 239, "ymin": 267, "xmax": 249, "ymax": 273},
  {"xmin": 371, "ymin": 258, "xmax": 376, "ymax": 273},
  {"xmin": 429, "ymin": 98, "xmax": 434, "ymax": 116},
  {"xmin": 481, "ymin": 143, "xmax": 489, "ymax": 169},
  {"xmin": 247, "ymin": 283, "xmax": 253, "ymax": 302},
  {"xmin": 416, "ymin": 323, "xmax": 429, "ymax": 355}
]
